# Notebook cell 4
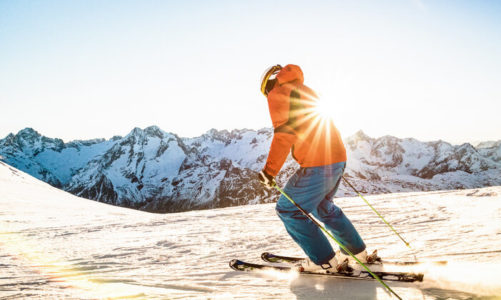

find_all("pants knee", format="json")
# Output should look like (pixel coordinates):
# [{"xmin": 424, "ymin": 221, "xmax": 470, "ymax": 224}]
[
  {"xmin": 316, "ymin": 201, "xmax": 338, "ymax": 218},
  {"xmin": 275, "ymin": 195, "xmax": 298, "ymax": 220},
  {"xmin": 275, "ymin": 197, "xmax": 288, "ymax": 217}
]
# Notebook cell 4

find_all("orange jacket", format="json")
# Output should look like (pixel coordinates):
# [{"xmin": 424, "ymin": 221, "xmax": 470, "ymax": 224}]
[{"xmin": 263, "ymin": 64, "xmax": 347, "ymax": 177}]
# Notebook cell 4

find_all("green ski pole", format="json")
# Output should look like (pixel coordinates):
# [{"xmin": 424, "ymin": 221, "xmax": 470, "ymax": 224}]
[
  {"xmin": 274, "ymin": 185, "xmax": 402, "ymax": 300},
  {"xmin": 342, "ymin": 176, "xmax": 412, "ymax": 250}
]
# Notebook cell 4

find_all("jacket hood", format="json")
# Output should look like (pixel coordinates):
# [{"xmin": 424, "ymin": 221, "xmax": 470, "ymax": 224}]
[{"xmin": 276, "ymin": 64, "xmax": 304, "ymax": 85}]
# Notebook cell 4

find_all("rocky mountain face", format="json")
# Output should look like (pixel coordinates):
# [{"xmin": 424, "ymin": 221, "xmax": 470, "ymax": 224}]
[
  {"xmin": 342, "ymin": 131, "xmax": 501, "ymax": 194},
  {"xmin": 1, "ymin": 127, "xmax": 500, "ymax": 212},
  {"xmin": 0, "ymin": 128, "xmax": 118, "ymax": 188}
]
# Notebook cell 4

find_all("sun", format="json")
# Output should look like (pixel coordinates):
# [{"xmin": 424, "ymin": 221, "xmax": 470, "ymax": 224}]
[{"xmin": 314, "ymin": 97, "xmax": 337, "ymax": 120}]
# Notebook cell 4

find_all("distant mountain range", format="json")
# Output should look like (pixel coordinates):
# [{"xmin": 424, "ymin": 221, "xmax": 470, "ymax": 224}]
[{"xmin": 1, "ymin": 126, "xmax": 500, "ymax": 212}]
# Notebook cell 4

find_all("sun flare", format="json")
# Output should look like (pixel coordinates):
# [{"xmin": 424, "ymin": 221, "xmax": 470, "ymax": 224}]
[{"xmin": 314, "ymin": 97, "xmax": 337, "ymax": 121}]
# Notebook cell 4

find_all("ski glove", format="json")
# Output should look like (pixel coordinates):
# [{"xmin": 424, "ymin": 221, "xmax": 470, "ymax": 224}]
[{"xmin": 258, "ymin": 170, "xmax": 276, "ymax": 189}]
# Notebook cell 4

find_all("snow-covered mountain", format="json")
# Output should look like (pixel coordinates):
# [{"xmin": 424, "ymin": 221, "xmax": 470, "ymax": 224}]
[
  {"xmin": 64, "ymin": 126, "xmax": 271, "ymax": 212},
  {"xmin": 1, "ymin": 126, "xmax": 500, "ymax": 212},
  {"xmin": 0, "ymin": 128, "xmax": 119, "ymax": 187},
  {"xmin": 343, "ymin": 131, "xmax": 501, "ymax": 194}
]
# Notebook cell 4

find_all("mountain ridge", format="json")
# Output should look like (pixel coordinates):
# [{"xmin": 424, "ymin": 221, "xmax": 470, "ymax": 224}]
[{"xmin": 1, "ymin": 126, "xmax": 500, "ymax": 212}]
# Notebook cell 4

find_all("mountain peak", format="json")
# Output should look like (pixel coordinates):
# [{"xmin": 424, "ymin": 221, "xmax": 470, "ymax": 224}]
[
  {"xmin": 145, "ymin": 125, "xmax": 160, "ymax": 131},
  {"xmin": 351, "ymin": 130, "xmax": 371, "ymax": 141},
  {"xmin": 17, "ymin": 128, "xmax": 41, "ymax": 139},
  {"xmin": 144, "ymin": 125, "xmax": 164, "ymax": 137},
  {"xmin": 206, "ymin": 128, "xmax": 219, "ymax": 135},
  {"xmin": 125, "ymin": 126, "xmax": 167, "ymax": 140},
  {"xmin": 477, "ymin": 140, "xmax": 501, "ymax": 149},
  {"xmin": 126, "ymin": 127, "xmax": 144, "ymax": 138}
]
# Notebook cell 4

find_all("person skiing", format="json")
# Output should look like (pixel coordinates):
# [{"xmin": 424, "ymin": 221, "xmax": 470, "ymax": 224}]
[{"xmin": 258, "ymin": 64, "xmax": 373, "ymax": 273}]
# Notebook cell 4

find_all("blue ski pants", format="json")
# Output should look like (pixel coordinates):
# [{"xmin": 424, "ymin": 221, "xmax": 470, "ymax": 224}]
[{"xmin": 276, "ymin": 161, "xmax": 366, "ymax": 265}]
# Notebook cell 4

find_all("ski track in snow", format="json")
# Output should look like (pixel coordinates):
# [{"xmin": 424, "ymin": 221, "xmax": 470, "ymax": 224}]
[{"xmin": 1, "ymin": 162, "xmax": 501, "ymax": 299}]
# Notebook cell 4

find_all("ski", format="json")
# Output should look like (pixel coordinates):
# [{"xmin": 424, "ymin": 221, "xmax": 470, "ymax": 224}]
[
  {"xmin": 229, "ymin": 259, "xmax": 424, "ymax": 282},
  {"xmin": 261, "ymin": 252, "xmax": 447, "ymax": 266}
]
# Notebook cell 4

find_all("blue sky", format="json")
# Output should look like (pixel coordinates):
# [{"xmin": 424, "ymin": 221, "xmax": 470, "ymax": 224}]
[{"xmin": 0, "ymin": 0, "xmax": 500, "ymax": 144}]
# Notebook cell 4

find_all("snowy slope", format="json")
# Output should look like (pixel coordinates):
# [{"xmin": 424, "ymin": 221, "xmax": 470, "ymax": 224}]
[
  {"xmin": 1, "ymin": 127, "xmax": 500, "ymax": 213},
  {"xmin": 1, "ymin": 162, "xmax": 501, "ymax": 299}
]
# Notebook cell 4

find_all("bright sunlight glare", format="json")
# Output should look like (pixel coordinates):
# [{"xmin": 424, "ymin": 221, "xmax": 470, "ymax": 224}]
[{"xmin": 314, "ymin": 97, "xmax": 338, "ymax": 120}]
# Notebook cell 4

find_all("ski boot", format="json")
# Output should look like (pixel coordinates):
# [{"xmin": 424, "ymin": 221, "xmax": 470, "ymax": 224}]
[
  {"xmin": 336, "ymin": 249, "xmax": 381, "ymax": 265},
  {"xmin": 296, "ymin": 256, "xmax": 353, "ymax": 274}
]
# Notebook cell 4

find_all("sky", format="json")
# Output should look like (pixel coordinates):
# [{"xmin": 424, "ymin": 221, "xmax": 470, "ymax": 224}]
[{"xmin": 0, "ymin": 0, "xmax": 500, "ymax": 145}]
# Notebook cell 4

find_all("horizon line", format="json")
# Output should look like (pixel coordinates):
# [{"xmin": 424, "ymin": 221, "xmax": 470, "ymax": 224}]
[{"xmin": 2, "ymin": 126, "xmax": 499, "ymax": 148}]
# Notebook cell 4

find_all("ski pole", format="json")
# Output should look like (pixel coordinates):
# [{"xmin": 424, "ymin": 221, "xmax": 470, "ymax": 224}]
[
  {"xmin": 342, "ymin": 176, "xmax": 412, "ymax": 250},
  {"xmin": 274, "ymin": 185, "xmax": 402, "ymax": 300}
]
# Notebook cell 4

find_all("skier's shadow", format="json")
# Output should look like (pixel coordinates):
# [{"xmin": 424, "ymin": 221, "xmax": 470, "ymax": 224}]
[
  {"xmin": 289, "ymin": 277, "xmax": 430, "ymax": 300},
  {"xmin": 289, "ymin": 276, "xmax": 380, "ymax": 300}
]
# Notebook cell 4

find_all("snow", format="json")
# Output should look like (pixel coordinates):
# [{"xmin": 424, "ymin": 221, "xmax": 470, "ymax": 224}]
[
  {"xmin": 1, "ymin": 162, "xmax": 501, "ymax": 299},
  {"xmin": 152, "ymin": 139, "xmax": 187, "ymax": 179},
  {"xmin": 106, "ymin": 152, "xmax": 133, "ymax": 188},
  {"xmin": 397, "ymin": 139, "xmax": 434, "ymax": 173},
  {"xmin": 184, "ymin": 128, "xmax": 272, "ymax": 170},
  {"xmin": 35, "ymin": 140, "xmax": 116, "ymax": 185}
]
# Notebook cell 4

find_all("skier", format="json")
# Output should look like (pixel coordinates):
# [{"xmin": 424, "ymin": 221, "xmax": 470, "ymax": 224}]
[{"xmin": 258, "ymin": 64, "xmax": 373, "ymax": 273}]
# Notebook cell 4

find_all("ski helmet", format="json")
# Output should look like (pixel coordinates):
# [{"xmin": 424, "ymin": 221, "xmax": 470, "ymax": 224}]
[{"xmin": 260, "ymin": 64, "xmax": 282, "ymax": 96}]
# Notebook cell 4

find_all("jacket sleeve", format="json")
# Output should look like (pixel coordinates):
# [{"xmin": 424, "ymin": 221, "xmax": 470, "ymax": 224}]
[
  {"xmin": 263, "ymin": 86, "xmax": 297, "ymax": 176},
  {"xmin": 263, "ymin": 127, "xmax": 297, "ymax": 177}
]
